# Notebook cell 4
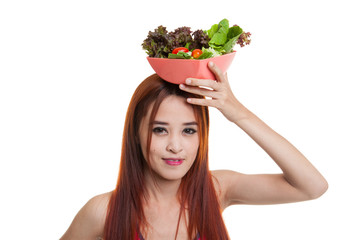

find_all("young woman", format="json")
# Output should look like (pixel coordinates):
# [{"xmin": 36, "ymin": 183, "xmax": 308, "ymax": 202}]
[{"xmin": 60, "ymin": 62, "xmax": 328, "ymax": 240}]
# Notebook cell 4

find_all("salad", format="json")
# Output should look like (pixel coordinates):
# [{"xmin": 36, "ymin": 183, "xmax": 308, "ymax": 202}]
[{"xmin": 142, "ymin": 19, "xmax": 251, "ymax": 60}]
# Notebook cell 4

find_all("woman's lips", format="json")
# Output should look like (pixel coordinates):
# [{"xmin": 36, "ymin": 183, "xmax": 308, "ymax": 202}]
[{"xmin": 162, "ymin": 158, "xmax": 184, "ymax": 166}]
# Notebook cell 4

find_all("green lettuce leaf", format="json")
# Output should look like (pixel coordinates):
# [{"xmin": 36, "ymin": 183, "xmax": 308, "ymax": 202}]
[
  {"xmin": 197, "ymin": 51, "xmax": 213, "ymax": 59},
  {"xmin": 168, "ymin": 51, "xmax": 191, "ymax": 59},
  {"xmin": 227, "ymin": 25, "xmax": 243, "ymax": 39},
  {"xmin": 222, "ymin": 34, "xmax": 240, "ymax": 53},
  {"xmin": 207, "ymin": 24, "xmax": 218, "ymax": 39},
  {"xmin": 197, "ymin": 47, "xmax": 221, "ymax": 59},
  {"xmin": 209, "ymin": 19, "xmax": 229, "ymax": 46}
]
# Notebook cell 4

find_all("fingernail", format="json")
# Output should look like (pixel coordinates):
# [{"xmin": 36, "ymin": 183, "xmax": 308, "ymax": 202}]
[
  {"xmin": 185, "ymin": 78, "xmax": 191, "ymax": 84},
  {"xmin": 209, "ymin": 61, "xmax": 214, "ymax": 67},
  {"xmin": 179, "ymin": 84, "xmax": 185, "ymax": 89},
  {"xmin": 187, "ymin": 98, "xmax": 192, "ymax": 103}
]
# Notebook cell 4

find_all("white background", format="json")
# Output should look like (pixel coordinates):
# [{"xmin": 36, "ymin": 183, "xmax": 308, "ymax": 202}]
[{"xmin": 1, "ymin": 0, "xmax": 359, "ymax": 239}]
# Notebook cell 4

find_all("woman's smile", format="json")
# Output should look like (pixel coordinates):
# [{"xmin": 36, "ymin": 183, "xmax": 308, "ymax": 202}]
[{"xmin": 162, "ymin": 158, "xmax": 184, "ymax": 166}]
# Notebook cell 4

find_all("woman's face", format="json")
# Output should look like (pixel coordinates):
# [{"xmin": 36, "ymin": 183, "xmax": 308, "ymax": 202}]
[{"xmin": 139, "ymin": 95, "xmax": 199, "ymax": 181}]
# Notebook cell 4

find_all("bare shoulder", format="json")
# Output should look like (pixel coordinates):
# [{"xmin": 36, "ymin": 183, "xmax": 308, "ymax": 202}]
[
  {"xmin": 211, "ymin": 169, "xmax": 267, "ymax": 208},
  {"xmin": 60, "ymin": 191, "xmax": 112, "ymax": 240},
  {"xmin": 87, "ymin": 191, "xmax": 112, "ymax": 215},
  {"xmin": 84, "ymin": 191, "xmax": 112, "ymax": 223},
  {"xmin": 211, "ymin": 170, "xmax": 240, "ymax": 210},
  {"xmin": 211, "ymin": 169, "xmax": 242, "ymax": 189}
]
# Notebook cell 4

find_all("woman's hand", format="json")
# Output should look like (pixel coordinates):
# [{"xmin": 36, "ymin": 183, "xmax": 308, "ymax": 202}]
[{"xmin": 179, "ymin": 61, "xmax": 248, "ymax": 123}]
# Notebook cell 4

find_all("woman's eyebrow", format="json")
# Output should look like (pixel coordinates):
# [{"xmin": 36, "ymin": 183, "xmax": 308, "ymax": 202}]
[
  {"xmin": 152, "ymin": 121, "xmax": 198, "ymax": 126},
  {"xmin": 183, "ymin": 121, "xmax": 198, "ymax": 126},
  {"xmin": 152, "ymin": 120, "xmax": 168, "ymax": 125}
]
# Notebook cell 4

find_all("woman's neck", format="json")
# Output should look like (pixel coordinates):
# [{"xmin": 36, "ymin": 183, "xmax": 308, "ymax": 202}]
[{"xmin": 144, "ymin": 170, "xmax": 182, "ymax": 204}]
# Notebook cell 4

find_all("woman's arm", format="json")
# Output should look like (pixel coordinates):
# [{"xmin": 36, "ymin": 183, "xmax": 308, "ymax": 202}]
[
  {"xmin": 180, "ymin": 62, "xmax": 328, "ymax": 207},
  {"xmin": 60, "ymin": 192, "xmax": 110, "ymax": 240}
]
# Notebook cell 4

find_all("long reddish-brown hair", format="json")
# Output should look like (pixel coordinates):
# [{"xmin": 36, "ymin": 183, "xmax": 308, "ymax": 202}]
[{"xmin": 104, "ymin": 74, "xmax": 229, "ymax": 240}]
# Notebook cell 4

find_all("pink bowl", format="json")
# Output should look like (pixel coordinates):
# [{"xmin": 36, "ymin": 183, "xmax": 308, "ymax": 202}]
[{"xmin": 146, "ymin": 51, "xmax": 236, "ymax": 84}]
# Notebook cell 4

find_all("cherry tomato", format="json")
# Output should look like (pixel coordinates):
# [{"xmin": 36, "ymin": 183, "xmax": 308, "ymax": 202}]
[
  {"xmin": 192, "ymin": 49, "xmax": 203, "ymax": 59},
  {"xmin": 172, "ymin": 47, "xmax": 189, "ymax": 54}
]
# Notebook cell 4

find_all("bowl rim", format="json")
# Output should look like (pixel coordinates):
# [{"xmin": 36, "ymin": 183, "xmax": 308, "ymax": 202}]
[{"xmin": 146, "ymin": 51, "xmax": 236, "ymax": 62}]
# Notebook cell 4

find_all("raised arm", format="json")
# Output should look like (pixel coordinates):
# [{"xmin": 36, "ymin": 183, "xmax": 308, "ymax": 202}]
[{"xmin": 179, "ymin": 62, "xmax": 328, "ymax": 207}]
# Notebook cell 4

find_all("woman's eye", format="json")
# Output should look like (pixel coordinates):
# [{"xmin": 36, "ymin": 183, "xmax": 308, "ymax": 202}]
[
  {"xmin": 152, "ymin": 127, "xmax": 167, "ymax": 134},
  {"xmin": 183, "ymin": 128, "xmax": 197, "ymax": 135}
]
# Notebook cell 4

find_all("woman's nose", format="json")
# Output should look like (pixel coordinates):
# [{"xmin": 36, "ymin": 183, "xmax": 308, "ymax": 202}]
[{"xmin": 166, "ymin": 136, "xmax": 183, "ymax": 153}]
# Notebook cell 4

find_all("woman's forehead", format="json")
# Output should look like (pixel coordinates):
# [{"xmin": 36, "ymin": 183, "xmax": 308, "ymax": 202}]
[
  {"xmin": 154, "ymin": 96, "xmax": 196, "ymax": 121},
  {"xmin": 142, "ymin": 96, "xmax": 197, "ymax": 126}
]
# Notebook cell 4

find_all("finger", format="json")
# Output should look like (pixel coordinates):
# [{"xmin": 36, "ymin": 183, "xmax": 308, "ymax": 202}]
[
  {"xmin": 179, "ymin": 84, "xmax": 219, "ymax": 98},
  {"xmin": 208, "ymin": 61, "xmax": 228, "ymax": 83},
  {"xmin": 184, "ymin": 78, "xmax": 220, "ymax": 91},
  {"xmin": 186, "ymin": 97, "xmax": 217, "ymax": 108}
]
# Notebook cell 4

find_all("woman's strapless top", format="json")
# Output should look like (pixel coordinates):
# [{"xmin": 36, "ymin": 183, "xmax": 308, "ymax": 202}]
[
  {"xmin": 136, "ymin": 232, "xmax": 202, "ymax": 240},
  {"xmin": 96, "ymin": 231, "xmax": 203, "ymax": 239}
]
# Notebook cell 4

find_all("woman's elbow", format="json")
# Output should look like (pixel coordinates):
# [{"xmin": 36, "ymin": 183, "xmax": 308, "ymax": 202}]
[{"xmin": 307, "ymin": 178, "xmax": 329, "ymax": 200}]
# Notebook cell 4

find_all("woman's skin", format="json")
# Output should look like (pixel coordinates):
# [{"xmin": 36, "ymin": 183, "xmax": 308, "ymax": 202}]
[{"xmin": 60, "ymin": 62, "xmax": 328, "ymax": 240}]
